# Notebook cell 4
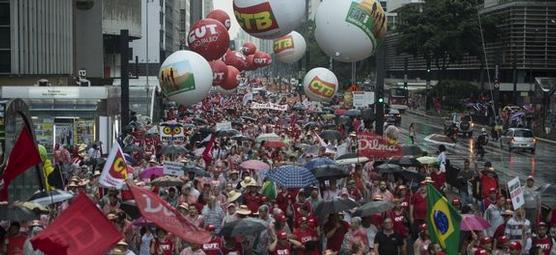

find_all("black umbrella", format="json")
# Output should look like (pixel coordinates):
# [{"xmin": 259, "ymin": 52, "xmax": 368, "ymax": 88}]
[
  {"xmin": 183, "ymin": 165, "xmax": 209, "ymax": 177},
  {"xmin": 231, "ymin": 134, "xmax": 254, "ymax": 142},
  {"xmin": 401, "ymin": 144, "xmax": 425, "ymax": 157},
  {"xmin": 161, "ymin": 144, "xmax": 188, "ymax": 156},
  {"xmin": 0, "ymin": 205, "xmax": 39, "ymax": 221},
  {"xmin": 396, "ymin": 170, "xmax": 426, "ymax": 183},
  {"xmin": 120, "ymin": 201, "xmax": 141, "ymax": 219},
  {"xmin": 314, "ymin": 198, "xmax": 359, "ymax": 220},
  {"xmin": 353, "ymin": 201, "xmax": 395, "ymax": 217},
  {"xmin": 344, "ymin": 109, "xmax": 361, "ymax": 117},
  {"xmin": 322, "ymin": 123, "xmax": 337, "ymax": 130},
  {"xmin": 123, "ymin": 144, "xmax": 143, "ymax": 153},
  {"xmin": 322, "ymin": 107, "xmax": 333, "ymax": 113},
  {"xmin": 216, "ymin": 129, "xmax": 240, "ymax": 137},
  {"xmin": 537, "ymin": 184, "xmax": 556, "ymax": 208},
  {"xmin": 218, "ymin": 218, "xmax": 268, "ymax": 237},
  {"xmin": 241, "ymin": 116, "xmax": 257, "ymax": 122},
  {"xmin": 311, "ymin": 165, "xmax": 349, "ymax": 180},
  {"xmin": 336, "ymin": 153, "xmax": 358, "ymax": 160},
  {"xmin": 320, "ymin": 130, "xmax": 341, "ymax": 141},
  {"xmin": 376, "ymin": 163, "xmax": 402, "ymax": 174},
  {"xmin": 394, "ymin": 156, "xmax": 422, "ymax": 167},
  {"xmin": 292, "ymin": 103, "xmax": 306, "ymax": 111},
  {"xmin": 193, "ymin": 117, "xmax": 208, "ymax": 125},
  {"xmin": 303, "ymin": 122, "xmax": 318, "ymax": 130}
]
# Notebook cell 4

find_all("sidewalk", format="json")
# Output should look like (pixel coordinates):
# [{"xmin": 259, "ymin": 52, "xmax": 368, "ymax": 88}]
[{"xmin": 406, "ymin": 109, "xmax": 556, "ymax": 145}]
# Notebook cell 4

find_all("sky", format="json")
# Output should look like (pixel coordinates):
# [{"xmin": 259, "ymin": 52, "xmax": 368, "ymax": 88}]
[{"xmin": 213, "ymin": 0, "xmax": 240, "ymax": 39}]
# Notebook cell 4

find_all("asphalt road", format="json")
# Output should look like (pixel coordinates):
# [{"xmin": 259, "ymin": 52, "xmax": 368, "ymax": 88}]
[{"xmin": 395, "ymin": 111, "xmax": 556, "ymax": 187}]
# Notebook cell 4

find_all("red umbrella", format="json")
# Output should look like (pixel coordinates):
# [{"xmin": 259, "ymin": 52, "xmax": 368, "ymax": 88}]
[
  {"xmin": 460, "ymin": 214, "xmax": 491, "ymax": 231},
  {"xmin": 335, "ymin": 109, "xmax": 347, "ymax": 115},
  {"xmin": 240, "ymin": 160, "xmax": 270, "ymax": 171},
  {"xmin": 263, "ymin": 140, "xmax": 286, "ymax": 149}
]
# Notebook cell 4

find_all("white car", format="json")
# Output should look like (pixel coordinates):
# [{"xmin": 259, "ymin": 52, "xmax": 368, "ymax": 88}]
[{"xmin": 499, "ymin": 128, "xmax": 536, "ymax": 153}]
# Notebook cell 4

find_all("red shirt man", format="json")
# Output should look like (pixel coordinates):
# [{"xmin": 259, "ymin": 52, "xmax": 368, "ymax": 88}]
[
  {"xmin": 480, "ymin": 169, "xmax": 498, "ymax": 199},
  {"xmin": 293, "ymin": 218, "xmax": 319, "ymax": 255},
  {"xmin": 411, "ymin": 187, "xmax": 428, "ymax": 223},
  {"xmin": 323, "ymin": 215, "xmax": 349, "ymax": 252}
]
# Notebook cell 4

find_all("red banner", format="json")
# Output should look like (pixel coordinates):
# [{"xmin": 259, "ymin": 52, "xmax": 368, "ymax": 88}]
[
  {"xmin": 31, "ymin": 193, "xmax": 123, "ymax": 255},
  {"xmin": 357, "ymin": 131, "xmax": 403, "ymax": 159},
  {"xmin": 128, "ymin": 183, "xmax": 211, "ymax": 245}
]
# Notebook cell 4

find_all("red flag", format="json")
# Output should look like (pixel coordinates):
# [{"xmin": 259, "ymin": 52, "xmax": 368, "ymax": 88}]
[
  {"xmin": 0, "ymin": 126, "xmax": 42, "ymax": 201},
  {"xmin": 31, "ymin": 193, "xmax": 123, "ymax": 255},
  {"xmin": 99, "ymin": 144, "xmax": 129, "ymax": 189},
  {"xmin": 202, "ymin": 134, "xmax": 216, "ymax": 166},
  {"xmin": 128, "ymin": 183, "xmax": 211, "ymax": 245}
]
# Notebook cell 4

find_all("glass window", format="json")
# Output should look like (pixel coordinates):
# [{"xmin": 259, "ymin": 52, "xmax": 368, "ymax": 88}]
[
  {"xmin": 0, "ymin": 3, "xmax": 9, "ymax": 26},
  {"xmin": 514, "ymin": 129, "xmax": 533, "ymax": 137},
  {"xmin": 0, "ymin": 27, "xmax": 9, "ymax": 48},
  {"xmin": 0, "ymin": 50, "xmax": 10, "ymax": 73}
]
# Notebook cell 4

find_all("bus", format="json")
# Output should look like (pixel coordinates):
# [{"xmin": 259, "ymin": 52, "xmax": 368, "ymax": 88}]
[{"xmin": 387, "ymin": 87, "xmax": 408, "ymax": 112}]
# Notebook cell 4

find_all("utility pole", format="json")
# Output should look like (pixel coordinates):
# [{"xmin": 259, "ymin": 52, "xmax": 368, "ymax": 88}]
[
  {"xmin": 404, "ymin": 57, "xmax": 408, "ymax": 102},
  {"xmin": 512, "ymin": 47, "xmax": 517, "ymax": 105},
  {"xmin": 121, "ymin": 30, "xmax": 130, "ymax": 129},
  {"xmin": 425, "ymin": 60, "xmax": 431, "ymax": 111},
  {"xmin": 375, "ymin": 45, "xmax": 385, "ymax": 135}
]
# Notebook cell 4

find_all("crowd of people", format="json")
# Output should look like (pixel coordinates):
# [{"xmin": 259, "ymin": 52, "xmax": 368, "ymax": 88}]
[{"xmin": 2, "ymin": 80, "xmax": 555, "ymax": 255}]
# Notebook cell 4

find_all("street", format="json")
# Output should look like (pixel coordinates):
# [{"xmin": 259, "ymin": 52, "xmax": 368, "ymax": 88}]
[{"xmin": 397, "ymin": 111, "xmax": 556, "ymax": 187}]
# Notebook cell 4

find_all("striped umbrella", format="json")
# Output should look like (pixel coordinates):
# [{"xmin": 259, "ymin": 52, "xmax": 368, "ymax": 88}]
[{"xmin": 266, "ymin": 165, "xmax": 317, "ymax": 188}]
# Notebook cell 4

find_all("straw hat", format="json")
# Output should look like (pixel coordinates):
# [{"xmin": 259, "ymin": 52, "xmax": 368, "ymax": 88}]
[
  {"xmin": 420, "ymin": 177, "xmax": 435, "ymax": 185},
  {"xmin": 178, "ymin": 203, "xmax": 189, "ymax": 210},
  {"xmin": 30, "ymin": 220, "xmax": 42, "ymax": 227},
  {"xmin": 78, "ymin": 179, "xmax": 90, "ymax": 186},
  {"xmin": 240, "ymin": 176, "xmax": 258, "ymax": 188},
  {"xmin": 93, "ymin": 170, "xmax": 101, "ymax": 177},
  {"xmin": 116, "ymin": 240, "xmax": 128, "ymax": 247},
  {"xmin": 227, "ymin": 190, "xmax": 242, "ymax": 203},
  {"xmin": 68, "ymin": 182, "xmax": 78, "ymax": 188},
  {"xmin": 236, "ymin": 205, "xmax": 252, "ymax": 215}
]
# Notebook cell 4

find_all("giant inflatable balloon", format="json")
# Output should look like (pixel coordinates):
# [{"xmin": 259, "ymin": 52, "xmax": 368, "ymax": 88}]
[
  {"xmin": 314, "ymin": 0, "xmax": 386, "ymax": 62},
  {"xmin": 221, "ymin": 66, "xmax": 241, "ymax": 90},
  {"xmin": 245, "ymin": 55, "xmax": 257, "ymax": 71},
  {"xmin": 303, "ymin": 67, "xmax": 339, "ymax": 102},
  {"xmin": 159, "ymin": 50, "xmax": 212, "ymax": 105},
  {"xmin": 222, "ymin": 51, "xmax": 248, "ymax": 71},
  {"xmin": 253, "ymin": 51, "xmax": 272, "ymax": 67},
  {"xmin": 209, "ymin": 60, "xmax": 228, "ymax": 86},
  {"xmin": 233, "ymin": 0, "xmax": 306, "ymax": 39},
  {"xmin": 273, "ymin": 31, "xmax": 306, "ymax": 64},
  {"xmin": 206, "ymin": 9, "xmax": 231, "ymax": 30},
  {"xmin": 241, "ymin": 42, "xmax": 257, "ymax": 56},
  {"xmin": 187, "ymin": 18, "xmax": 230, "ymax": 61}
]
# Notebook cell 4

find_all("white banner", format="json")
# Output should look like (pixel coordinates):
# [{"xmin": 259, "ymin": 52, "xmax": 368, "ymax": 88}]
[
  {"xmin": 507, "ymin": 177, "xmax": 525, "ymax": 210},
  {"xmin": 352, "ymin": 91, "xmax": 375, "ymax": 108},
  {"xmin": 99, "ymin": 144, "xmax": 129, "ymax": 189},
  {"xmin": 159, "ymin": 122, "xmax": 185, "ymax": 144},
  {"xmin": 251, "ymin": 102, "xmax": 288, "ymax": 111},
  {"xmin": 216, "ymin": 121, "xmax": 232, "ymax": 131},
  {"xmin": 163, "ymin": 161, "xmax": 184, "ymax": 176}
]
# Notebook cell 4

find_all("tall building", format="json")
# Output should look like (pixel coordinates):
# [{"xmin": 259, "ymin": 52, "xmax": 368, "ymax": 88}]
[{"xmin": 203, "ymin": 0, "xmax": 214, "ymax": 17}]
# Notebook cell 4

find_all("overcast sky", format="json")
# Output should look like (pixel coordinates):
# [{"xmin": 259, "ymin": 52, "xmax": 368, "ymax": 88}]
[{"xmin": 213, "ymin": 0, "xmax": 240, "ymax": 39}]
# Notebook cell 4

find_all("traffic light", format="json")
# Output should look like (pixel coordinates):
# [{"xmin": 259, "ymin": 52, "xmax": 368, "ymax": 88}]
[{"xmin": 377, "ymin": 97, "xmax": 384, "ymax": 104}]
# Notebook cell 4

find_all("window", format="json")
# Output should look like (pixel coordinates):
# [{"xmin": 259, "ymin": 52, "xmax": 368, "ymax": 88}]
[
  {"xmin": 0, "ymin": 3, "xmax": 9, "ymax": 26},
  {"xmin": 0, "ymin": 27, "xmax": 9, "ymax": 48},
  {"xmin": 0, "ymin": 50, "xmax": 10, "ymax": 72}
]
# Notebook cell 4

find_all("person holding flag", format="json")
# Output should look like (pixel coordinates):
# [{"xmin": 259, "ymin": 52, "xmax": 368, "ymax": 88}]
[{"xmin": 426, "ymin": 182, "xmax": 462, "ymax": 255}]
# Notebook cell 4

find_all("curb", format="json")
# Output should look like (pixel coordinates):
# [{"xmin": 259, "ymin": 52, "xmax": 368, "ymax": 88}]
[{"xmin": 406, "ymin": 110, "xmax": 556, "ymax": 145}]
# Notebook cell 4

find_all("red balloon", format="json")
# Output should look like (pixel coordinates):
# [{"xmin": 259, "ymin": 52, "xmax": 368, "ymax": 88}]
[
  {"xmin": 222, "ymin": 50, "xmax": 248, "ymax": 71},
  {"xmin": 209, "ymin": 60, "xmax": 228, "ymax": 86},
  {"xmin": 206, "ymin": 9, "xmax": 231, "ymax": 31},
  {"xmin": 253, "ymin": 51, "xmax": 272, "ymax": 67},
  {"xmin": 187, "ymin": 18, "xmax": 229, "ymax": 61},
  {"xmin": 245, "ymin": 55, "xmax": 257, "ymax": 71},
  {"xmin": 221, "ymin": 66, "xmax": 240, "ymax": 90},
  {"xmin": 241, "ymin": 42, "xmax": 257, "ymax": 56}
]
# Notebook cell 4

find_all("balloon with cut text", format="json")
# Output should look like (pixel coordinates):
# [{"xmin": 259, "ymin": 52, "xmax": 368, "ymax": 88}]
[
  {"xmin": 314, "ymin": 0, "xmax": 387, "ymax": 62},
  {"xmin": 209, "ymin": 59, "xmax": 228, "ymax": 86},
  {"xmin": 233, "ymin": 0, "xmax": 306, "ymax": 39},
  {"xmin": 273, "ymin": 31, "xmax": 306, "ymax": 64},
  {"xmin": 222, "ymin": 50, "xmax": 248, "ymax": 71},
  {"xmin": 245, "ymin": 55, "xmax": 257, "ymax": 71},
  {"xmin": 206, "ymin": 9, "xmax": 231, "ymax": 30},
  {"xmin": 221, "ymin": 65, "xmax": 241, "ymax": 90},
  {"xmin": 241, "ymin": 42, "xmax": 257, "ymax": 56},
  {"xmin": 303, "ymin": 67, "xmax": 339, "ymax": 102},
  {"xmin": 187, "ymin": 18, "xmax": 230, "ymax": 61},
  {"xmin": 158, "ymin": 50, "xmax": 212, "ymax": 106},
  {"xmin": 252, "ymin": 51, "xmax": 272, "ymax": 68}
]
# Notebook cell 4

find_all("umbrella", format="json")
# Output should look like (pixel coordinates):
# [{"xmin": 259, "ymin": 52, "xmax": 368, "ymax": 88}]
[
  {"xmin": 123, "ymin": 144, "xmax": 143, "ymax": 153},
  {"xmin": 20, "ymin": 202, "xmax": 49, "ymax": 213},
  {"xmin": 322, "ymin": 114, "xmax": 336, "ymax": 120},
  {"xmin": 335, "ymin": 153, "xmax": 370, "ymax": 165},
  {"xmin": 292, "ymin": 103, "xmax": 306, "ymax": 111},
  {"xmin": 28, "ymin": 189, "xmax": 74, "ymax": 206},
  {"xmin": 314, "ymin": 198, "xmax": 359, "ymax": 219},
  {"xmin": 461, "ymin": 214, "xmax": 491, "ymax": 231},
  {"xmin": 241, "ymin": 116, "xmax": 257, "ymax": 122},
  {"xmin": 240, "ymin": 160, "xmax": 270, "ymax": 171},
  {"xmin": 266, "ymin": 165, "xmax": 317, "ymax": 188},
  {"xmin": 311, "ymin": 165, "xmax": 349, "ymax": 180},
  {"xmin": 353, "ymin": 201, "xmax": 395, "ymax": 217},
  {"xmin": 216, "ymin": 129, "xmax": 240, "ymax": 137},
  {"xmin": 537, "ymin": 184, "xmax": 556, "ymax": 207},
  {"xmin": 139, "ymin": 166, "xmax": 164, "ymax": 180},
  {"xmin": 263, "ymin": 140, "xmax": 286, "ymax": 149},
  {"xmin": 395, "ymin": 156, "xmax": 422, "ymax": 167},
  {"xmin": 401, "ymin": 144, "xmax": 424, "ymax": 157},
  {"xmin": 335, "ymin": 109, "xmax": 347, "ymax": 115},
  {"xmin": 219, "ymin": 218, "xmax": 268, "ymax": 237},
  {"xmin": 183, "ymin": 165, "xmax": 209, "ymax": 177},
  {"xmin": 193, "ymin": 117, "xmax": 208, "ymax": 125},
  {"xmin": 417, "ymin": 156, "xmax": 437, "ymax": 165},
  {"xmin": 376, "ymin": 163, "xmax": 402, "ymax": 174},
  {"xmin": 0, "ymin": 205, "xmax": 39, "ymax": 221},
  {"xmin": 322, "ymin": 123, "xmax": 337, "ymax": 130},
  {"xmin": 303, "ymin": 122, "xmax": 318, "ymax": 130},
  {"xmin": 120, "ymin": 201, "xmax": 141, "ymax": 219},
  {"xmin": 344, "ymin": 109, "xmax": 361, "ymax": 117},
  {"xmin": 305, "ymin": 157, "xmax": 336, "ymax": 170},
  {"xmin": 256, "ymin": 133, "xmax": 281, "ymax": 143},
  {"xmin": 150, "ymin": 175, "xmax": 184, "ymax": 187},
  {"xmin": 320, "ymin": 130, "xmax": 341, "ymax": 141},
  {"xmin": 396, "ymin": 170, "xmax": 426, "ymax": 183},
  {"xmin": 161, "ymin": 144, "xmax": 188, "ymax": 156},
  {"xmin": 231, "ymin": 134, "xmax": 253, "ymax": 142}
]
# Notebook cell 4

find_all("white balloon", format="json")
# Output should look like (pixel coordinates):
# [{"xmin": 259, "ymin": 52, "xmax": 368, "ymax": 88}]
[
  {"xmin": 233, "ymin": 0, "xmax": 306, "ymax": 39},
  {"xmin": 303, "ymin": 67, "xmax": 339, "ymax": 102},
  {"xmin": 158, "ymin": 50, "xmax": 212, "ymax": 106},
  {"xmin": 273, "ymin": 31, "xmax": 306, "ymax": 64},
  {"xmin": 314, "ymin": 0, "xmax": 387, "ymax": 62}
]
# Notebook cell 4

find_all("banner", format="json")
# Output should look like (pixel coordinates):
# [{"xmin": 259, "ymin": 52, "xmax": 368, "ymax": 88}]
[
  {"xmin": 357, "ymin": 131, "xmax": 403, "ymax": 158},
  {"xmin": 31, "ymin": 193, "xmax": 123, "ymax": 255},
  {"xmin": 216, "ymin": 121, "xmax": 232, "ymax": 131},
  {"xmin": 507, "ymin": 177, "xmax": 525, "ymax": 209},
  {"xmin": 99, "ymin": 144, "xmax": 129, "ymax": 189},
  {"xmin": 159, "ymin": 122, "xmax": 185, "ymax": 144},
  {"xmin": 163, "ymin": 161, "xmax": 184, "ymax": 176},
  {"xmin": 352, "ymin": 91, "xmax": 375, "ymax": 108},
  {"xmin": 128, "ymin": 183, "xmax": 211, "ymax": 245},
  {"xmin": 251, "ymin": 102, "xmax": 288, "ymax": 111}
]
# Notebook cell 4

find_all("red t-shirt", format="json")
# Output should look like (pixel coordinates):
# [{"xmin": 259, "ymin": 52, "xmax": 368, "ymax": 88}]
[
  {"xmin": 6, "ymin": 234, "xmax": 27, "ymax": 255},
  {"xmin": 153, "ymin": 238, "xmax": 174, "ymax": 255},
  {"xmin": 270, "ymin": 242, "xmax": 292, "ymax": 255},
  {"xmin": 388, "ymin": 210, "xmax": 409, "ymax": 237},
  {"xmin": 243, "ymin": 193, "xmax": 262, "ymax": 213},
  {"xmin": 412, "ymin": 192, "xmax": 427, "ymax": 220},
  {"xmin": 202, "ymin": 236, "xmax": 223, "ymax": 255},
  {"xmin": 324, "ymin": 221, "xmax": 349, "ymax": 252},
  {"xmin": 480, "ymin": 175, "xmax": 498, "ymax": 199},
  {"xmin": 293, "ymin": 228, "xmax": 319, "ymax": 255},
  {"xmin": 431, "ymin": 171, "xmax": 446, "ymax": 190},
  {"xmin": 532, "ymin": 236, "xmax": 553, "ymax": 255},
  {"xmin": 221, "ymin": 240, "xmax": 242, "ymax": 255},
  {"xmin": 275, "ymin": 191, "xmax": 291, "ymax": 213}
]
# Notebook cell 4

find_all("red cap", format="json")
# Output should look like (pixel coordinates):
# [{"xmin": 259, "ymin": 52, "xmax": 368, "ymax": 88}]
[
  {"xmin": 475, "ymin": 249, "xmax": 488, "ymax": 255},
  {"xmin": 206, "ymin": 224, "xmax": 216, "ymax": 231},
  {"xmin": 400, "ymin": 201, "xmax": 409, "ymax": 207},
  {"xmin": 538, "ymin": 221, "xmax": 547, "ymax": 227},
  {"xmin": 509, "ymin": 241, "xmax": 522, "ymax": 250},
  {"xmin": 480, "ymin": 236, "xmax": 492, "ymax": 245},
  {"xmin": 277, "ymin": 231, "xmax": 288, "ymax": 240},
  {"xmin": 497, "ymin": 235, "xmax": 509, "ymax": 245},
  {"xmin": 452, "ymin": 198, "xmax": 461, "ymax": 206},
  {"xmin": 308, "ymin": 218, "xmax": 316, "ymax": 226},
  {"xmin": 298, "ymin": 216, "xmax": 308, "ymax": 225},
  {"xmin": 277, "ymin": 214, "xmax": 287, "ymax": 223},
  {"xmin": 419, "ymin": 223, "xmax": 428, "ymax": 232},
  {"xmin": 489, "ymin": 188, "xmax": 497, "ymax": 193}
]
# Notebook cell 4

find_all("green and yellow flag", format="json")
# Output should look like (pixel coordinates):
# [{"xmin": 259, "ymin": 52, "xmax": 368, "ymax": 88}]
[{"xmin": 427, "ymin": 184, "xmax": 462, "ymax": 255}]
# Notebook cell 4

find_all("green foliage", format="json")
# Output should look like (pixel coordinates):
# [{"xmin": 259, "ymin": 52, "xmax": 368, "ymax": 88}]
[{"xmin": 430, "ymin": 80, "xmax": 480, "ymax": 110}]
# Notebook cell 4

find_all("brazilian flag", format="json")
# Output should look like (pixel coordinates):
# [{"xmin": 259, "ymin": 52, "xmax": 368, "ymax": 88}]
[{"xmin": 427, "ymin": 184, "xmax": 461, "ymax": 255}]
